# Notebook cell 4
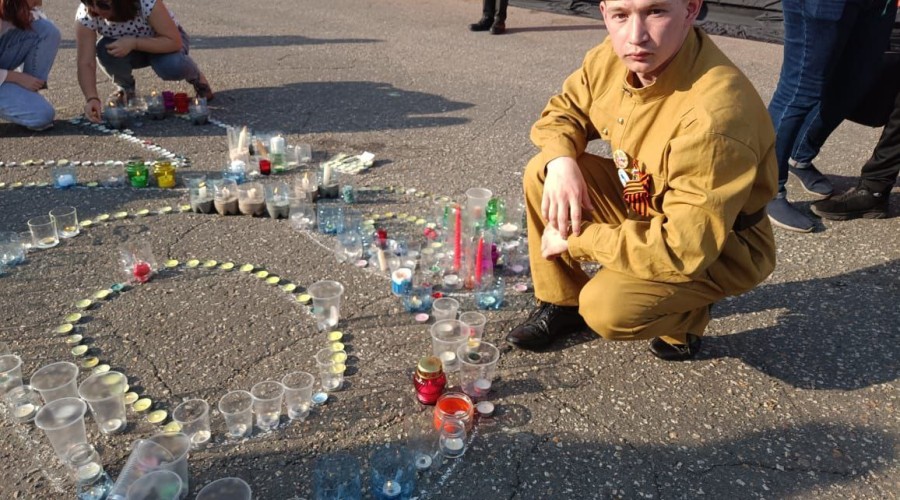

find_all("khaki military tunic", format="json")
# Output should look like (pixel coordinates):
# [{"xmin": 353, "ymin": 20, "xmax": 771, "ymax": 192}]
[{"xmin": 524, "ymin": 29, "xmax": 777, "ymax": 343}]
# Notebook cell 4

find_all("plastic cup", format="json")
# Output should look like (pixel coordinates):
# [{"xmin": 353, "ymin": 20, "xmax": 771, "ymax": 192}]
[
  {"xmin": 282, "ymin": 371, "xmax": 315, "ymax": 421},
  {"xmin": 0, "ymin": 354, "xmax": 23, "ymax": 397},
  {"xmin": 50, "ymin": 206, "xmax": 79, "ymax": 238},
  {"xmin": 431, "ymin": 298, "xmax": 460, "ymax": 321},
  {"xmin": 251, "ymin": 381, "xmax": 284, "ymax": 432},
  {"xmin": 186, "ymin": 174, "xmax": 214, "ymax": 214},
  {"xmin": 317, "ymin": 199, "xmax": 344, "ymax": 234},
  {"xmin": 369, "ymin": 445, "xmax": 416, "ymax": 500},
  {"xmin": 430, "ymin": 320, "xmax": 468, "ymax": 372},
  {"xmin": 147, "ymin": 432, "xmax": 191, "ymax": 496},
  {"xmin": 308, "ymin": 280, "xmax": 344, "ymax": 332},
  {"xmin": 66, "ymin": 442, "xmax": 113, "ymax": 499},
  {"xmin": 219, "ymin": 390, "xmax": 253, "ymax": 439},
  {"xmin": 5, "ymin": 385, "xmax": 42, "ymax": 423},
  {"xmin": 457, "ymin": 341, "xmax": 500, "ymax": 399},
  {"xmin": 0, "ymin": 231, "xmax": 25, "ymax": 266},
  {"xmin": 108, "ymin": 438, "xmax": 177, "ymax": 499},
  {"xmin": 459, "ymin": 311, "xmax": 487, "ymax": 346},
  {"xmin": 126, "ymin": 470, "xmax": 183, "ymax": 500},
  {"xmin": 78, "ymin": 371, "xmax": 127, "ymax": 434},
  {"xmin": 237, "ymin": 182, "xmax": 265, "ymax": 216},
  {"xmin": 315, "ymin": 348, "xmax": 346, "ymax": 393},
  {"xmin": 172, "ymin": 399, "xmax": 211, "ymax": 448},
  {"xmin": 34, "ymin": 397, "xmax": 88, "ymax": 462},
  {"xmin": 28, "ymin": 215, "xmax": 58, "ymax": 249},
  {"xmin": 31, "ymin": 361, "xmax": 79, "ymax": 403},
  {"xmin": 196, "ymin": 477, "xmax": 252, "ymax": 500},
  {"xmin": 289, "ymin": 197, "xmax": 317, "ymax": 230},
  {"xmin": 465, "ymin": 188, "xmax": 493, "ymax": 218},
  {"xmin": 312, "ymin": 453, "xmax": 361, "ymax": 500}
]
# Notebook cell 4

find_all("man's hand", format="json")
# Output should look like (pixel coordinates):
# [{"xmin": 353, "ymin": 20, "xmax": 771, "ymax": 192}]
[
  {"xmin": 84, "ymin": 100, "xmax": 102, "ymax": 123},
  {"xmin": 7, "ymin": 72, "xmax": 45, "ymax": 92},
  {"xmin": 541, "ymin": 224, "xmax": 569, "ymax": 259},
  {"xmin": 542, "ymin": 156, "xmax": 594, "ymax": 238},
  {"xmin": 106, "ymin": 37, "xmax": 137, "ymax": 58}
]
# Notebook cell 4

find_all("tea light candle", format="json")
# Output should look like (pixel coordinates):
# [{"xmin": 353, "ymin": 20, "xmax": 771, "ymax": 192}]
[
  {"xmin": 382, "ymin": 480, "xmax": 401, "ymax": 499},
  {"xmin": 474, "ymin": 378, "xmax": 492, "ymax": 393},
  {"xmin": 443, "ymin": 437, "xmax": 464, "ymax": 451},
  {"xmin": 499, "ymin": 222, "xmax": 519, "ymax": 239},
  {"xmin": 440, "ymin": 351, "xmax": 456, "ymax": 364},
  {"xmin": 442, "ymin": 274, "xmax": 460, "ymax": 287},
  {"xmin": 14, "ymin": 403, "xmax": 36, "ymax": 420}
]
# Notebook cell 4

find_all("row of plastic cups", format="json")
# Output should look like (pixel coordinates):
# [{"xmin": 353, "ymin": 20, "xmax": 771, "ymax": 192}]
[{"xmin": 217, "ymin": 371, "xmax": 320, "ymax": 441}]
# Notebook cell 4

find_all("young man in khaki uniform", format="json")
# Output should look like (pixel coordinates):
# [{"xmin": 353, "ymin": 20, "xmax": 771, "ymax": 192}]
[{"xmin": 506, "ymin": 0, "xmax": 778, "ymax": 360}]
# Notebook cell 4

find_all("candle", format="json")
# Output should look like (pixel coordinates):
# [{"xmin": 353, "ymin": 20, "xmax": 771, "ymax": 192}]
[
  {"xmin": 499, "ymin": 222, "xmax": 519, "ymax": 239},
  {"xmin": 453, "ymin": 205, "xmax": 461, "ymax": 271},
  {"xmin": 382, "ymin": 480, "xmax": 401, "ymax": 498},
  {"xmin": 270, "ymin": 136, "xmax": 285, "ymax": 154},
  {"xmin": 474, "ymin": 237, "xmax": 484, "ymax": 285},
  {"xmin": 377, "ymin": 248, "xmax": 388, "ymax": 272},
  {"xmin": 474, "ymin": 378, "xmax": 492, "ymax": 394},
  {"xmin": 442, "ymin": 274, "xmax": 459, "ymax": 287},
  {"xmin": 322, "ymin": 163, "xmax": 333, "ymax": 186},
  {"xmin": 440, "ymin": 351, "xmax": 456, "ymax": 364},
  {"xmin": 301, "ymin": 172, "xmax": 310, "ymax": 190}
]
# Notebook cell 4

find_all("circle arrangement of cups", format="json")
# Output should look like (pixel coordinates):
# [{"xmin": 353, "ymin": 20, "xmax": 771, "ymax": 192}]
[
  {"xmin": 78, "ymin": 371, "xmax": 128, "ymax": 435},
  {"xmin": 250, "ymin": 381, "xmax": 285, "ymax": 432},
  {"xmin": 172, "ymin": 399, "xmax": 212, "ymax": 448}
]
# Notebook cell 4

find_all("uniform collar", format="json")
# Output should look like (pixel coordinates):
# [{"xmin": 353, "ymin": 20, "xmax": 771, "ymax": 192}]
[{"xmin": 620, "ymin": 28, "xmax": 700, "ymax": 104}]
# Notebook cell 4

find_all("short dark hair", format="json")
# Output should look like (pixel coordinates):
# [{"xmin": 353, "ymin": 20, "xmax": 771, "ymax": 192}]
[
  {"xmin": 0, "ymin": 0, "xmax": 33, "ymax": 30},
  {"xmin": 81, "ymin": 0, "xmax": 140, "ymax": 23}
]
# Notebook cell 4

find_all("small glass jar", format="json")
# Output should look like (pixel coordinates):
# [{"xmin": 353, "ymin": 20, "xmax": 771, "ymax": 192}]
[
  {"xmin": 152, "ymin": 159, "xmax": 176, "ymax": 188},
  {"xmin": 439, "ymin": 416, "xmax": 467, "ymax": 459},
  {"xmin": 413, "ymin": 356, "xmax": 446, "ymax": 405},
  {"xmin": 433, "ymin": 392, "xmax": 473, "ymax": 431},
  {"xmin": 66, "ymin": 443, "xmax": 113, "ymax": 500},
  {"xmin": 125, "ymin": 158, "xmax": 149, "ymax": 188}
]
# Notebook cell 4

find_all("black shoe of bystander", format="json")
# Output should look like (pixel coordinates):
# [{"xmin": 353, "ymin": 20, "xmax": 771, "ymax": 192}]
[{"xmin": 506, "ymin": 301, "xmax": 586, "ymax": 350}]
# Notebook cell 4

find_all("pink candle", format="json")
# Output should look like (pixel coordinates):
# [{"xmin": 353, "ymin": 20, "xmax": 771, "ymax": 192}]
[
  {"xmin": 453, "ymin": 205, "xmax": 462, "ymax": 271},
  {"xmin": 474, "ymin": 236, "xmax": 484, "ymax": 285}
]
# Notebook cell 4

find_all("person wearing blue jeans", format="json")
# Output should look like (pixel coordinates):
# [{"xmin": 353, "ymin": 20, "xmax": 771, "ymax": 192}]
[
  {"xmin": 75, "ymin": 0, "xmax": 212, "ymax": 123},
  {"xmin": 0, "ymin": 1, "xmax": 60, "ymax": 130},
  {"xmin": 767, "ymin": 0, "xmax": 897, "ymax": 232}
]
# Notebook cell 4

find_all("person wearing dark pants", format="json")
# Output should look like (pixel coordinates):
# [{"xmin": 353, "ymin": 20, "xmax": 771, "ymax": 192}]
[
  {"xmin": 766, "ymin": 0, "xmax": 897, "ymax": 232},
  {"xmin": 469, "ymin": 0, "xmax": 508, "ymax": 35},
  {"xmin": 811, "ymin": 83, "xmax": 900, "ymax": 219}
]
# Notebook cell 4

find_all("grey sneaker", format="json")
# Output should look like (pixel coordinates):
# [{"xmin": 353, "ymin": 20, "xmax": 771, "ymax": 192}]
[
  {"xmin": 767, "ymin": 195, "xmax": 814, "ymax": 232},
  {"xmin": 788, "ymin": 160, "xmax": 834, "ymax": 198}
]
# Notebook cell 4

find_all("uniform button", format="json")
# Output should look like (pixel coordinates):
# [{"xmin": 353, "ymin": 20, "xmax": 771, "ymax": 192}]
[
  {"xmin": 601, "ymin": 128, "xmax": 608, "ymax": 135},
  {"xmin": 617, "ymin": 118, "xmax": 624, "ymax": 124}
]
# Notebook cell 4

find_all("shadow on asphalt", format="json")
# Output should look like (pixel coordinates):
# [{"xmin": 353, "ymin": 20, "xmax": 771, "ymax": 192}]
[
  {"xmin": 59, "ymin": 35, "xmax": 381, "ymax": 51},
  {"xmin": 705, "ymin": 259, "xmax": 900, "ymax": 390},
  {"xmin": 505, "ymin": 23, "xmax": 601, "ymax": 34},
  {"xmin": 188, "ymin": 421, "xmax": 894, "ymax": 498}
]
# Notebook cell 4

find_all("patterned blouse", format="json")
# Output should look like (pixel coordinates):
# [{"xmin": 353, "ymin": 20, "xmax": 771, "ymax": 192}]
[{"xmin": 75, "ymin": 0, "xmax": 178, "ymax": 39}]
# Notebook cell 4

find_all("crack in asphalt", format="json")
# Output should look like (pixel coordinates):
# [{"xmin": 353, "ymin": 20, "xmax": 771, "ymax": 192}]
[
  {"xmin": 164, "ymin": 217, "xmax": 216, "ymax": 258},
  {"xmin": 506, "ymin": 433, "xmax": 540, "ymax": 500},
  {"xmin": 692, "ymin": 461, "xmax": 854, "ymax": 478}
]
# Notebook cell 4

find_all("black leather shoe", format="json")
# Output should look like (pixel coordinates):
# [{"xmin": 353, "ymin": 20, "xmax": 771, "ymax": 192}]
[
  {"xmin": 648, "ymin": 334, "xmax": 701, "ymax": 361},
  {"xmin": 469, "ymin": 16, "xmax": 493, "ymax": 31},
  {"xmin": 811, "ymin": 186, "xmax": 889, "ymax": 220},
  {"xmin": 506, "ymin": 301, "xmax": 586, "ymax": 350},
  {"xmin": 489, "ymin": 20, "xmax": 506, "ymax": 34}
]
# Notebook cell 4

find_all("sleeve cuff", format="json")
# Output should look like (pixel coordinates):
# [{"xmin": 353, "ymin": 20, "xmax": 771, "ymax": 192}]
[
  {"xmin": 567, "ymin": 222, "xmax": 602, "ymax": 262},
  {"xmin": 539, "ymin": 142, "xmax": 579, "ymax": 167}
]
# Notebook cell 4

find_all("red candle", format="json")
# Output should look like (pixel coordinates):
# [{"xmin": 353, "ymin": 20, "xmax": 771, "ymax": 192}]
[
  {"xmin": 474, "ymin": 236, "xmax": 484, "ymax": 285},
  {"xmin": 133, "ymin": 261, "xmax": 151, "ymax": 283},
  {"xmin": 453, "ymin": 205, "xmax": 461, "ymax": 271},
  {"xmin": 259, "ymin": 158, "xmax": 271, "ymax": 175}
]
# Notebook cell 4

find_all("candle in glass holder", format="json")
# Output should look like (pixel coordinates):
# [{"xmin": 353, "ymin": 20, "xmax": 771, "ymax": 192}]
[
  {"xmin": 147, "ymin": 91, "xmax": 165, "ymax": 119},
  {"xmin": 270, "ymin": 135, "xmax": 286, "ymax": 173},
  {"xmin": 126, "ymin": 158, "xmax": 149, "ymax": 188},
  {"xmin": 188, "ymin": 97, "xmax": 209, "ymax": 125},
  {"xmin": 413, "ymin": 356, "xmax": 446, "ymax": 405},
  {"xmin": 152, "ymin": 160, "xmax": 176, "ymax": 188}
]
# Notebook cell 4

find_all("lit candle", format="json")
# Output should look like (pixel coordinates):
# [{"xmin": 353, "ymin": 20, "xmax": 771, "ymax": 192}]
[
  {"xmin": 382, "ymin": 480, "xmax": 401, "ymax": 498},
  {"xmin": 301, "ymin": 173, "xmax": 310, "ymax": 190}
]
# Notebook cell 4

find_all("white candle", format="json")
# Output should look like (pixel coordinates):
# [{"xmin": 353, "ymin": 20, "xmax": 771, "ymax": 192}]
[
  {"xmin": 382, "ymin": 480, "xmax": 401, "ymax": 498},
  {"xmin": 270, "ymin": 136, "xmax": 285, "ymax": 154},
  {"xmin": 301, "ymin": 173, "xmax": 310, "ymax": 190},
  {"xmin": 443, "ymin": 274, "xmax": 459, "ymax": 286},
  {"xmin": 474, "ymin": 378, "xmax": 492, "ymax": 393},
  {"xmin": 377, "ymin": 249, "xmax": 388, "ymax": 272},
  {"xmin": 322, "ymin": 164, "xmax": 334, "ymax": 186},
  {"xmin": 440, "ymin": 351, "xmax": 457, "ymax": 364},
  {"xmin": 499, "ymin": 222, "xmax": 519, "ymax": 239}
]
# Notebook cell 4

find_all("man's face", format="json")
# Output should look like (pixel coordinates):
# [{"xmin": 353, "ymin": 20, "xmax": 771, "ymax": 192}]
[{"xmin": 600, "ymin": 0, "xmax": 701, "ymax": 85}]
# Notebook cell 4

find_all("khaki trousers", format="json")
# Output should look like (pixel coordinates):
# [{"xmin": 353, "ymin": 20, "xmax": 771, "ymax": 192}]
[{"xmin": 523, "ymin": 153, "xmax": 726, "ymax": 344}]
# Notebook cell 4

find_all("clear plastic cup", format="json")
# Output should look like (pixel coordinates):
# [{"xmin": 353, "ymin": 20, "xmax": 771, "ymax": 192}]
[
  {"xmin": 0, "ymin": 354, "xmax": 23, "ymax": 397},
  {"xmin": 196, "ymin": 477, "xmax": 252, "ymax": 500},
  {"xmin": 49, "ymin": 206, "xmax": 79, "ymax": 238},
  {"xmin": 251, "ymin": 381, "xmax": 284, "ymax": 432},
  {"xmin": 465, "ymin": 187, "xmax": 493, "ymax": 219},
  {"xmin": 147, "ymin": 432, "xmax": 191, "ymax": 496},
  {"xmin": 108, "ymin": 438, "xmax": 176, "ymax": 499},
  {"xmin": 430, "ymin": 320, "xmax": 468, "ymax": 372},
  {"xmin": 28, "ymin": 215, "xmax": 58, "ymax": 249},
  {"xmin": 66, "ymin": 442, "xmax": 114, "ymax": 500},
  {"xmin": 172, "ymin": 399, "xmax": 211, "ymax": 448},
  {"xmin": 282, "ymin": 371, "xmax": 315, "ymax": 421},
  {"xmin": 459, "ymin": 311, "xmax": 487, "ymax": 346},
  {"xmin": 431, "ymin": 298, "xmax": 460, "ymax": 321},
  {"xmin": 312, "ymin": 453, "xmax": 361, "ymax": 500},
  {"xmin": 237, "ymin": 182, "xmax": 265, "ymax": 216},
  {"xmin": 308, "ymin": 280, "xmax": 344, "ymax": 332},
  {"xmin": 34, "ymin": 397, "xmax": 88, "ymax": 462},
  {"xmin": 78, "ymin": 371, "xmax": 127, "ymax": 434},
  {"xmin": 126, "ymin": 470, "xmax": 183, "ymax": 500},
  {"xmin": 30, "ymin": 361, "xmax": 79, "ymax": 403},
  {"xmin": 369, "ymin": 445, "xmax": 416, "ymax": 500},
  {"xmin": 457, "ymin": 341, "xmax": 500, "ymax": 399},
  {"xmin": 5, "ymin": 384, "xmax": 42, "ymax": 423},
  {"xmin": 289, "ymin": 197, "xmax": 317, "ymax": 231},
  {"xmin": 186, "ymin": 174, "xmax": 214, "ymax": 214},
  {"xmin": 218, "ymin": 390, "xmax": 253, "ymax": 439},
  {"xmin": 315, "ymin": 348, "xmax": 346, "ymax": 393},
  {"xmin": 0, "ymin": 231, "xmax": 25, "ymax": 266}
]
